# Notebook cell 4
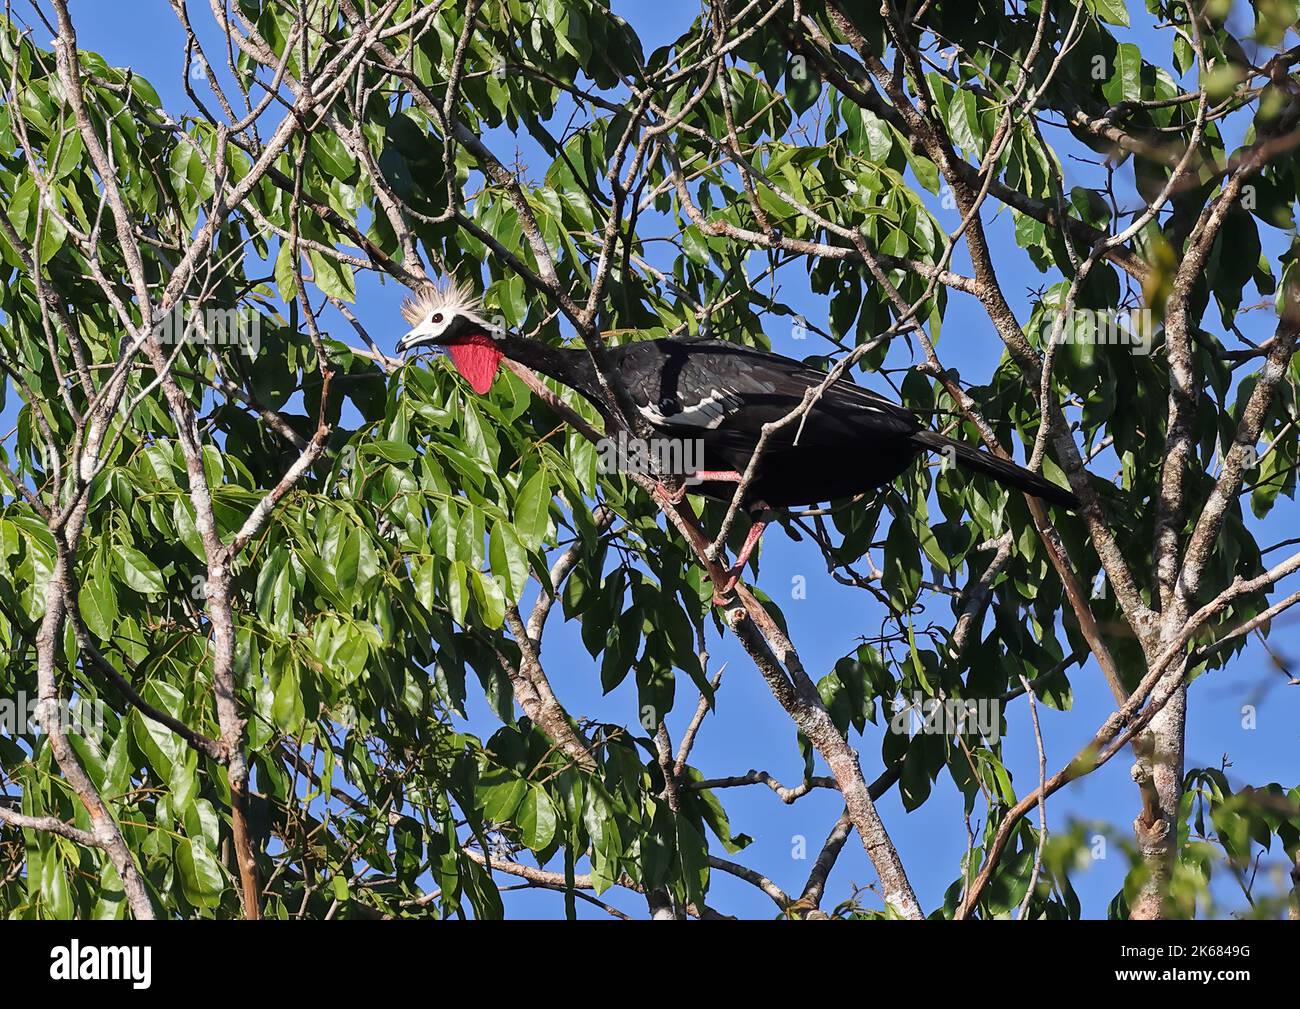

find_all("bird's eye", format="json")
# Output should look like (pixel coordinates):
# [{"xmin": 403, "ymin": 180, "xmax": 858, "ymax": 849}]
[{"xmin": 431, "ymin": 313, "xmax": 444, "ymax": 324}]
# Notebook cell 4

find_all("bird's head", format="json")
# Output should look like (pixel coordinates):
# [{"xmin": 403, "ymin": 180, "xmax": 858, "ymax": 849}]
[{"xmin": 396, "ymin": 279, "xmax": 504, "ymax": 393}]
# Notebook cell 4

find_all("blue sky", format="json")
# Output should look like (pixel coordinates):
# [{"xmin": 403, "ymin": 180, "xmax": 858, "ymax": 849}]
[{"xmin": 4, "ymin": 0, "xmax": 1298, "ymax": 918}]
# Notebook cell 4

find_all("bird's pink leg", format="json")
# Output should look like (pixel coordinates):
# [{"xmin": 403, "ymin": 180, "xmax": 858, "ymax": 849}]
[
  {"xmin": 655, "ymin": 469, "xmax": 743, "ymax": 504},
  {"xmin": 649, "ymin": 473, "xmax": 765, "ymax": 601},
  {"xmin": 713, "ymin": 511, "xmax": 769, "ymax": 603},
  {"xmin": 690, "ymin": 470, "xmax": 746, "ymax": 483}
]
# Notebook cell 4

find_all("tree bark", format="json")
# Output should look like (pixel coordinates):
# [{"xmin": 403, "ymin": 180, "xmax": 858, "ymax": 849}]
[{"xmin": 1129, "ymin": 684, "xmax": 1186, "ymax": 919}]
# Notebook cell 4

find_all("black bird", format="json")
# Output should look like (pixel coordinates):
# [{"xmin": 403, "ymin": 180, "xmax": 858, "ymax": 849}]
[{"xmin": 397, "ymin": 282, "xmax": 1077, "ymax": 592}]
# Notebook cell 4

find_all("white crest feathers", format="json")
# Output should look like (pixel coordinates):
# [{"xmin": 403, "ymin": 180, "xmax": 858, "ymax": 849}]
[{"xmin": 400, "ymin": 277, "xmax": 483, "ymax": 326}]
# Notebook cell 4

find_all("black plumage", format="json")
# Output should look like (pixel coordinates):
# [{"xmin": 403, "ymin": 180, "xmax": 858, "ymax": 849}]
[{"xmin": 498, "ymin": 336, "xmax": 1078, "ymax": 511}]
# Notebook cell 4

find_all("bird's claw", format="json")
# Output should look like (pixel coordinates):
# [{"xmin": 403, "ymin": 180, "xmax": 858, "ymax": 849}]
[
  {"xmin": 710, "ymin": 564, "xmax": 743, "ymax": 605},
  {"xmin": 653, "ymin": 479, "xmax": 689, "ymax": 505}
]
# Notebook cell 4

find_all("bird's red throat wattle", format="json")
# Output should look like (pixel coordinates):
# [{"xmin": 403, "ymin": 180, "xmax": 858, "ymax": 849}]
[{"xmin": 447, "ymin": 331, "xmax": 503, "ymax": 394}]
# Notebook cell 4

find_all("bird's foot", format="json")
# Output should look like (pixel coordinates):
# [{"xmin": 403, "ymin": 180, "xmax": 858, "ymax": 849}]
[
  {"xmin": 656, "ymin": 470, "xmax": 745, "ymax": 505},
  {"xmin": 654, "ymin": 479, "xmax": 689, "ymax": 505},
  {"xmin": 711, "ymin": 565, "xmax": 745, "ymax": 605},
  {"xmin": 709, "ymin": 506, "xmax": 771, "ymax": 605}
]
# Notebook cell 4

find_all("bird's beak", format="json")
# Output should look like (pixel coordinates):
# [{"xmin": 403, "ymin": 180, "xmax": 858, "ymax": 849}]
[{"xmin": 396, "ymin": 322, "xmax": 438, "ymax": 355}]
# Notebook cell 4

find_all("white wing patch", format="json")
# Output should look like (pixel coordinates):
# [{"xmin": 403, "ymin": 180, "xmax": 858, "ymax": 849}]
[{"xmin": 640, "ymin": 387, "xmax": 744, "ymax": 429}]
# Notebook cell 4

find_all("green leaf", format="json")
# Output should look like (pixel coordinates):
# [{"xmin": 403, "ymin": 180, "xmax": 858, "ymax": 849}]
[
  {"xmin": 273, "ymin": 660, "xmax": 305, "ymax": 733},
  {"xmin": 177, "ymin": 838, "xmax": 226, "ymax": 908},
  {"xmin": 41, "ymin": 849, "xmax": 75, "ymax": 919},
  {"xmin": 173, "ymin": 498, "xmax": 205, "ymax": 560},
  {"xmin": 786, "ymin": 61, "xmax": 821, "ymax": 115},
  {"xmin": 518, "ymin": 786, "xmax": 558, "ymax": 850},
  {"xmin": 336, "ymin": 527, "xmax": 360, "ymax": 598},
  {"xmin": 1085, "ymin": 0, "xmax": 1130, "ymax": 27},
  {"xmin": 472, "ymin": 568, "xmax": 506, "ymax": 629},
  {"xmin": 116, "ymin": 545, "xmax": 165, "ymax": 594},
  {"xmin": 489, "ymin": 520, "xmax": 528, "ymax": 601},
  {"xmin": 882, "ymin": 517, "xmax": 921, "ymax": 610},
  {"xmin": 514, "ymin": 469, "xmax": 551, "ymax": 551},
  {"xmin": 682, "ymin": 225, "xmax": 709, "ymax": 265},
  {"xmin": 0, "ymin": 518, "xmax": 19, "ymax": 558},
  {"xmin": 674, "ymin": 815, "xmax": 710, "ymax": 906},
  {"xmin": 858, "ymin": 110, "xmax": 893, "ymax": 163},
  {"xmin": 947, "ymin": 90, "xmax": 982, "ymax": 157},
  {"xmin": 308, "ymin": 250, "xmax": 356, "ymax": 302},
  {"xmin": 448, "ymin": 560, "xmax": 469, "ymax": 624},
  {"xmin": 274, "ymin": 241, "xmax": 298, "ymax": 302},
  {"xmin": 480, "ymin": 774, "xmax": 527, "ymax": 823},
  {"xmin": 880, "ymin": 227, "xmax": 907, "ymax": 257},
  {"xmin": 365, "ymin": 440, "xmax": 418, "ymax": 463},
  {"xmin": 332, "ymin": 875, "xmax": 350, "ymax": 902},
  {"xmin": 80, "ymin": 567, "xmax": 118, "ymax": 639},
  {"xmin": 1103, "ymin": 43, "xmax": 1141, "ymax": 105},
  {"xmin": 310, "ymin": 131, "xmax": 356, "ymax": 180}
]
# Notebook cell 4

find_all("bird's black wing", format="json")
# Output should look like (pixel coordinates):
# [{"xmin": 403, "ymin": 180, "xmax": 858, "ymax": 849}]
[
  {"xmin": 599, "ymin": 339, "xmax": 1076, "ymax": 511},
  {"xmin": 619, "ymin": 340, "xmax": 920, "ymax": 452}
]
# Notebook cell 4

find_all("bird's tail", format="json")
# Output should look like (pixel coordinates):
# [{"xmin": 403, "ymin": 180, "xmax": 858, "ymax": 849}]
[{"xmin": 911, "ymin": 430, "xmax": 1079, "ymax": 510}]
